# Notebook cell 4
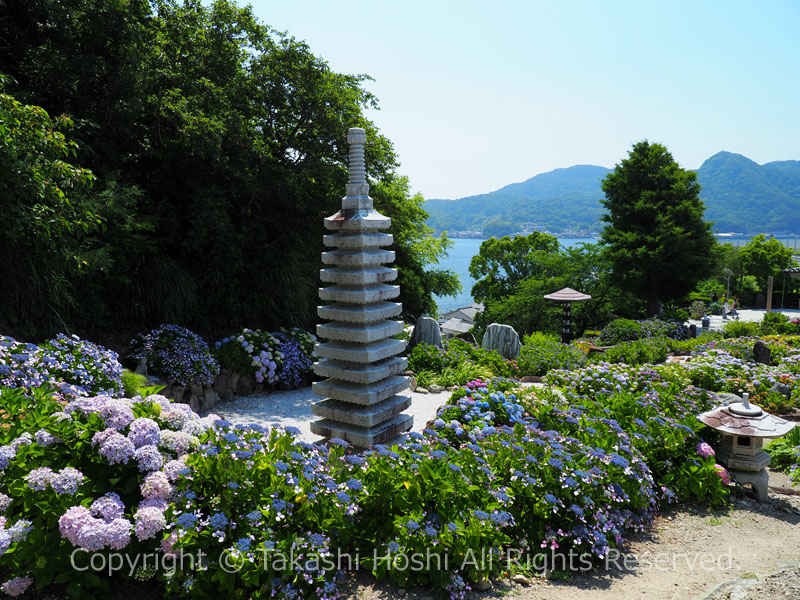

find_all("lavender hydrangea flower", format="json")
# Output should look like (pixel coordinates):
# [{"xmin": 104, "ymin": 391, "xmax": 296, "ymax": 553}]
[
  {"xmin": 51, "ymin": 467, "xmax": 85, "ymax": 495},
  {"xmin": 104, "ymin": 518, "xmax": 133, "ymax": 551},
  {"xmin": 127, "ymin": 418, "xmax": 161, "ymax": 448},
  {"xmin": 0, "ymin": 493, "xmax": 10, "ymax": 512},
  {"xmin": 91, "ymin": 493, "xmax": 125, "ymax": 522},
  {"xmin": 7, "ymin": 520, "xmax": 33, "ymax": 543},
  {"xmin": 163, "ymin": 458, "xmax": 189, "ymax": 482},
  {"xmin": 59, "ymin": 506, "xmax": 94, "ymax": 546},
  {"xmin": 25, "ymin": 467, "xmax": 54, "ymax": 491},
  {"xmin": 98, "ymin": 398, "xmax": 135, "ymax": 429},
  {"xmin": 1, "ymin": 576, "xmax": 33, "ymax": 597},
  {"xmin": 134, "ymin": 506, "xmax": 166, "ymax": 541},
  {"xmin": 134, "ymin": 445, "xmax": 164, "ymax": 473},
  {"xmin": 99, "ymin": 433, "xmax": 135, "ymax": 465},
  {"xmin": 159, "ymin": 430, "xmax": 197, "ymax": 454},
  {"xmin": 34, "ymin": 429, "xmax": 59, "ymax": 446},
  {"xmin": 140, "ymin": 471, "xmax": 172, "ymax": 500},
  {"xmin": 0, "ymin": 445, "xmax": 16, "ymax": 470}
]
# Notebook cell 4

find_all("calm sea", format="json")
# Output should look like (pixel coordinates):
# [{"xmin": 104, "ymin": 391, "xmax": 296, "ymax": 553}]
[
  {"xmin": 433, "ymin": 237, "xmax": 596, "ymax": 314},
  {"xmin": 432, "ymin": 235, "xmax": 800, "ymax": 314}
]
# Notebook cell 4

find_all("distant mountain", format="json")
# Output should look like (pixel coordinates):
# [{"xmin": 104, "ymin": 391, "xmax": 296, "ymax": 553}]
[
  {"xmin": 698, "ymin": 152, "xmax": 800, "ymax": 233},
  {"xmin": 425, "ymin": 153, "xmax": 800, "ymax": 237}
]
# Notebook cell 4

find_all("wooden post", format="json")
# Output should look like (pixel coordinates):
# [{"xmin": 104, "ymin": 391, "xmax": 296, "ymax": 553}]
[{"xmin": 766, "ymin": 275, "xmax": 774, "ymax": 313}]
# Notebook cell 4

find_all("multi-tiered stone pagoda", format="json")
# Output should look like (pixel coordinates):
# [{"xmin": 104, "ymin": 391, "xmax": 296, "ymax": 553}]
[{"xmin": 310, "ymin": 128, "xmax": 413, "ymax": 447}]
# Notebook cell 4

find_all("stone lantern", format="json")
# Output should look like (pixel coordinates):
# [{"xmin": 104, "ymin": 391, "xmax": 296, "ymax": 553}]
[
  {"xmin": 543, "ymin": 287, "xmax": 591, "ymax": 344},
  {"xmin": 697, "ymin": 392, "xmax": 795, "ymax": 501}
]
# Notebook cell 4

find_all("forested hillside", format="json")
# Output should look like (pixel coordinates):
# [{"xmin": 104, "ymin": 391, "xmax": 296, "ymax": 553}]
[{"xmin": 425, "ymin": 153, "xmax": 800, "ymax": 236}]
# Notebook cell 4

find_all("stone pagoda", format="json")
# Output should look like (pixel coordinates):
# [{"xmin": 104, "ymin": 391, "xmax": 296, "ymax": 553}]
[{"xmin": 310, "ymin": 127, "xmax": 413, "ymax": 447}]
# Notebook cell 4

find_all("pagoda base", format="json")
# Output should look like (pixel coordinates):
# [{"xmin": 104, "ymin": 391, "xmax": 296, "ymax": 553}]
[{"xmin": 311, "ymin": 413, "xmax": 413, "ymax": 447}]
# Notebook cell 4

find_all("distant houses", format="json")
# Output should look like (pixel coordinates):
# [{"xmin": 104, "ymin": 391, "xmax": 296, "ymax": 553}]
[{"xmin": 438, "ymin": 302, "xmax": 484, "ymax": 338}]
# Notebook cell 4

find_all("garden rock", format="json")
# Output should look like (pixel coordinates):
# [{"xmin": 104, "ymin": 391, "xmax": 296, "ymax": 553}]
[
  {"xmin": 213, "ymin": 369, "xmax": 232, "ymax": 395},
  {"xmin": 407, "ymin": 316, "xmax": 442, "ymax": 353},
  {"xmin": 769, "ymin": 381, "xmax": 791, "ymax": 404},
  {"xmin": 408, "ymin": 376, "xmax": 417, "ymax": 392},
  {"xmin": 416, "ymin": 387, "xmax": 429, "ymax": 394},
  {"xmin": 481, "ymin": 323, "xmax": 521, "ymax": 360},
  {"xmin": 134, "ymin": 356, "xmax": 148, "ymax": 376},
  {"xmin": 753, "ymin": 340, "xmax": 771, "ymax": 365},
  {"xmin": 202, "ymin": 387, "xmax": 220, "ymax": 410},
  {"xmin": 236, "ymin": 372, "xmax": 257, "ymax": 396},
  {"xmin": 457, "ymin": 332, "xmax": 477, "ymax": 345},
  {"xmin": 429, "ymin": 384, "xmax": 444, "ymax": 394}
]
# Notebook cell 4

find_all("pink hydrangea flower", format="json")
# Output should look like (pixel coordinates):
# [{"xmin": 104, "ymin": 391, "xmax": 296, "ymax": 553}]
[
  {"xmin": 58, "ymin": 506, "xmax": 94, "ymax": 546},
  {"xmin": 134, "ymin": 506, "xmax": 166, "ymax": 541},
  {"xmin": 91, "ymin": 493, "xmax": 125, "ymax": 522},
  {"xmin": 714, "ymin": 463, "xmax": 732, "ymax": 485}
]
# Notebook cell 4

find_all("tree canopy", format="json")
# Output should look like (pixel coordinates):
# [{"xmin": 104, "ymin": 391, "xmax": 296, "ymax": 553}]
[
  {"xmin": 468, "ymin": 233, "xmax": 636, "ymax": 338},
  {"xmin": 739, "ymin": 234, "xmax": 797, "ymax": 290},
  {"xmin": 600, "ymin": 141, "xmax": 715, "ymax": 315},
  {"xmin": 0, "ymin": 0, "xmax": 457, "ymax": 339}
]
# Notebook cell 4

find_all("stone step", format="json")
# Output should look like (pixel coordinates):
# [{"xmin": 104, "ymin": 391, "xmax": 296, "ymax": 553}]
[
  {"xmin": 313, "ymin": 356, "xmax": 407, "ymax": 384},
  {"xmin": 321, "ymin": 248, "xmax": 394, "ymax": 267},
  {"xmin": 318, "ymin": 283, "xmax": 400, "ymax": 304},
  {"xmin": 324, "ymin": 209, "xmax": 391, "ymax": 231},
  {"xmin": 312, "ymin": 375, "xmax": 409, "ymax": 405},
  {"xmin": 310, "ymin": 413, "xmax": 413, "ymax": 448},
  {"xmin": 320, "ymin": 266, "xmax": 397, "ymax": 285},
  {"xmin": 316, "ymin": 320, "xmax": 403, "ymax": 344},
  {"xmin": 312, "ymin": 394, "xmax": 411, "ymax": 428},
  {"xmin": 315, "ymin": 337, "xmax": 405, "ymax": 364},
  {"xmin": 323, "ymin": 232, "xmax": 393, "ymax": 248},
  {"xmin": 318, "ymin": 301, "xmax": 402, "ymax": 323}
]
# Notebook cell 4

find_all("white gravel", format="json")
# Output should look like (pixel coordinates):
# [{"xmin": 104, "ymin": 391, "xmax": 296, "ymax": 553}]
[{"xmin": 202, "ymin": 386, "xmax": 450, "ymax": 445}]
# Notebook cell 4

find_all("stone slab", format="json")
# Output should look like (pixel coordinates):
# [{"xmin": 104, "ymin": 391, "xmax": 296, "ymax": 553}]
[
  {"xmin": 321, "ymin": 248, "xmax": 394, "ymax": 267},
  {"xmin": 318, "ymin": 301, "xmax": 402, "ymax": 323},
  {"xmin": 313, "ymin": 356, "xmax": 407, "ymax": 384},
  {"xmin": 310, "ymin": 413, "xmax": 413, "ymax": 447},
  {"xmin": 318, "ymin": 283, "xmax": 400, "ymax": 304},
  {"xmin": 315, "ymin": 337, "xmax": 405, "ymax": 363},
  {"xmin": 312, "ymin": 375, "xmax": 409, "ymax": 405},
  {"xmin": 316, "ymin": 320, "xmax": 404, "ymax": 343},
  {"xmin": 311, "ymin": 394, "xmax": 411, "ymax": 427},
  {"xmin": 323, "ymin": 232, "xmax": 393, "ymax": 248},
  {"xmin": 324, "ymin": 209, "xmax": 391, "ymax": 231},
  {"xmin": 320, "ymin": 266, "xmax": 397, "ymax": 285}
]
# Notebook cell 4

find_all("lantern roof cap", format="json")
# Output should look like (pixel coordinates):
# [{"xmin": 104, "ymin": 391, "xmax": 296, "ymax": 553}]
[
  {"xmin": 543, "ymin": 287, "xmax": 592, "ymax": 303},
  {"xmin": 698, "ymin": 393, "xmax": 795, "ymax": 438}
]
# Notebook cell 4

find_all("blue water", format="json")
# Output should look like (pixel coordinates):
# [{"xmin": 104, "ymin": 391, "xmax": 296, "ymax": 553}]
[{"xmin": 433, "ymin": 237, "xmax": 597, "ymax": 314}]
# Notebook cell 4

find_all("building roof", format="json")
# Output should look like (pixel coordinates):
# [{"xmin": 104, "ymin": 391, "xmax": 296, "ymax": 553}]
[
  {"xmin": 440, "ymin": 318, "xmax": 473, "ymax": 335},
  {"xmin": 543, "ymin": 287, "xmax": 592, "ymax": 303}
]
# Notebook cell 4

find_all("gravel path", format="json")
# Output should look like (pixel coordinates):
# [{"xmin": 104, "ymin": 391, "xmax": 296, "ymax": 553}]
[{"xmin": 201, "ymin": 385, "xmax": 449, "ymax": 445}]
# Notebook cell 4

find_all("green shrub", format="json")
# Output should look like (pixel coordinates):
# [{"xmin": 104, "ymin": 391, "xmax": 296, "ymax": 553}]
[
  {"xmin": 130, "ymin": 324, "xmax": 219, "ymax": 387},
  {"xmin": 760, "ymin": 312, "xmax": 800, "ymax": 336},
  {"xmin": 661, "ymin": 304, "xmax": 689, "ymax": 323},
  {"xmin": 517, "ymin": 338, "xmax": 587, "ymax": 376},
  {"xmin": 722, "ymin": 320, "xmax": 760, "ymax": 338},
  {"xmin": 599, "ymin": 337, "xmax": 670, "ymax": 366},
  {"xmin": 764, "ymin": 427, "xmax": 800, "ymax": 471},
  {"xmin": 120, "ymin": 369, "xmax": 148, "ymax": 398},
  {"xmin": 597, "ymin": 318, "xmax": 642, "ymax": 345},
  {"xmin": 689, "ymin": 300, "xmax": 707, "ymax": 319}
]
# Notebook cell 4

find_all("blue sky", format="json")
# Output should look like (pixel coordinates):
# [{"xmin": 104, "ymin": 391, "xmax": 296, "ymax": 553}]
[{"xmin": 249, "ymin": 0, "xmax": 799, "ymax": 199}]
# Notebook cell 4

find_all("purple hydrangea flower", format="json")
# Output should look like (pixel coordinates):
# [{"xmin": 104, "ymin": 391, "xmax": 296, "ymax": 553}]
[
  {"xmin": 51, "ymin": 467, "xmax": 85, "ymax": 495},
  {"xmin": 59, "ymin": 506, "xmax": 94, "ymax": 546},
  {"xmin": 134, "ymin": 445, "xmax": 164, "ymax": 473},
  {"xmin": 25, "ymin": 467, "xmax": 54, "ymax": 491},
  {"xmin": 7, "ymin": 520, "xmax": 33, "ymax": 543},
  {"xmin": 99, "ymin": 433, "xmax": 135, "ymax": 465},
  {"xmin": 127, "ymin": 418, "xmax": 161, "ymax": 448},
  {"xmin": 696, "ymin": 442, "xmax": 715, "ymax": 458},
  {"xmin": 34, "ymin": 429, "xmax": 59, "ymax": 446},
  {"xmin": 103, "ymin": 518, "xmax": 132, "ymax": 550},
  {"xmin": 1, "ymin": 576, "xmax": 33, "ymax": 597},
  {"xmin": 91, "ymin": 493, "xmax": 125, "ymax": 522}
]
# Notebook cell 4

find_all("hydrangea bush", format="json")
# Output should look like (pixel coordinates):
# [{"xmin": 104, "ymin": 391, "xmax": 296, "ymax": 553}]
[
  {"xmin": 130, "ymin": 324, "xmax": 219, "ymax": 387},
  {"xmin": 0, "ymin": 386, "xmax": 218, "ymax": 597},
  {"xmin": 214, "ymin": 327, "xmax": 315, "ymax": 389},
  {"xmin": 0, "ymin": 334, "xmax": 122, "ymax": 398}
]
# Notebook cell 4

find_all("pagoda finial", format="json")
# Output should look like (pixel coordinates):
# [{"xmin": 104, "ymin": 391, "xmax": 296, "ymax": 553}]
[{"xmin": 344, "ymin": 128, "xmax": 371, "ymax": 209}]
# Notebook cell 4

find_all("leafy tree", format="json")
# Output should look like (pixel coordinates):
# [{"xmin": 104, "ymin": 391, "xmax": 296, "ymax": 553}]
[
  {"xmin": 0, "ymin": 84, "xmax": 100, "ymax": 334},
  {"xmin": 739, "ymin": 234, "xmax": 796, "ymax": 289},
  {"xmin": 0, "ymin": 0, "xmax": 453, "ymax": 338},
  {"xmin": 600, "ymin": 141, "xmax": 715, "ymax": 315},
  {"xmin": 372, "ymin": 175, "xmax": 460, "ymax": 319},
  {"xmin": 469, "ymin": 233, "xmax": 635, "ymax": 338}
]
